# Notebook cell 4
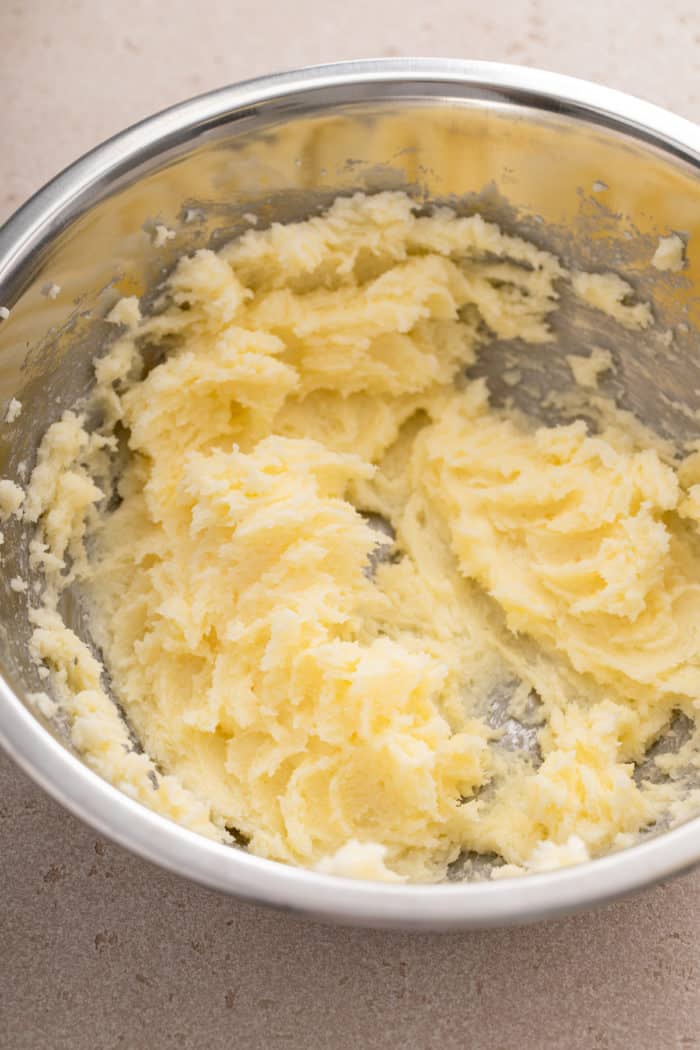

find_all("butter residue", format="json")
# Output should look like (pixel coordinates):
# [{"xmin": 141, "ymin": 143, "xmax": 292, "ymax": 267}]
[
  {"xmin": 0, "ymin": 479, "xmax": 24, "ymax": 519},
  {"xmin": 315, "ymin": 840, "xmax": 408, "ymax": 882},
  {"xmin": 492, "ymin": 835, "xmax": 590, "ymax": 878},
  {"xmin": 571, "ymin": 271, "xmax": 652, "ymax": 329},
  {"xmin": 27, "ymin": 690, "xmax": 58, "ymax": 719},
  {"xmin": 4, "ymin": 398, "xmax": 22, "ymax": 423},
  {"xmin": 153, "ymin": 224, "xmax": 176, "ymax": 248},
  {"xmin": 107, "ymin": 296, "xmax": 141, "ymax": 330},
  {"xmin": 566, "ymin": 347, "xmax": 613, "ymax": 388},
  {"xmin": 652, "ymin": 233, "xmax": 686, "ymax": 272},
  {"xmin": 22, "ymin": 192, "xmax": 700, "ymax": 882}
]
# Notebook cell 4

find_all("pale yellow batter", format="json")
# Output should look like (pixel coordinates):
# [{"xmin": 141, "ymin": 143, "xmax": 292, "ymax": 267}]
[{"xmin": 19, "ymin": 192, "xmax": 700, "ymax": 882}]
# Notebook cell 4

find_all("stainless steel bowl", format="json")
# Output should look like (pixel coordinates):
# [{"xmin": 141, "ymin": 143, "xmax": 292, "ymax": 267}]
[{"xmin": 2, "ymin": 59, "xmax": 700, "ymax": 929}]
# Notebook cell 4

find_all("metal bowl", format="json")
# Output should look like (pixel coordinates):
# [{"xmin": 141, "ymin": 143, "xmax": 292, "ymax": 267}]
[{"xmin": 1, "ymin": 59, "xmax": 700, "ymax": 930}]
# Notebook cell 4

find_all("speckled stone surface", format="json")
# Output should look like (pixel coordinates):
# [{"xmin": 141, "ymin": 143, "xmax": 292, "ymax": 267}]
[{"xmin": 1, "ymin": 3, "xmax": 700, "ymax": 1047}]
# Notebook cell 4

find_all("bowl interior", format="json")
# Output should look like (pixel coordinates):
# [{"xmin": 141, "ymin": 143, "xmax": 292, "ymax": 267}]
[{"xmin": 2, "ymin": 79, "xmax": 700, "ymax": 885}]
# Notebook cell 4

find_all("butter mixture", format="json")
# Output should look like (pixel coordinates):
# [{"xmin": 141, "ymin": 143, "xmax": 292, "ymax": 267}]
[{"xmin": 18, "ymin": 192, "xmax": 700, "ymax": 882}]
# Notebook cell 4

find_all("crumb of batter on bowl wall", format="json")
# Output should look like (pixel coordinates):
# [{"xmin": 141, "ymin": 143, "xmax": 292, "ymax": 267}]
[
  {"xmin": 27, "ymin": 690, "xmax": 58, "ymax": 719},
  {"xmin": 0, "ymin": 478, "xmax": 24, "ymax": 519},
  {"xmin": 18, "ymin": 191, "xmax": 700, "ymax": 884},
  {"xmin": 315, "ymin": 840, "xmax": 407, "ymax": 882},
  {"xmin": 4, "ymin": 397, "xmax": 22, "ymax": 423},
  {"xmin": 491, "ymin": 834, "xmax": 590, "ymax": 878},
  {"xmin": 106, "ymin": 297, "xmax": 141, "ymax": 329},
  {"xmin": 502, "ymin": 368, "xmax": 522, "ymax": 387},
  {"xmin": 153, "ymin": 224, "xmax": 176, "ymax": 247},
  {"xmin": 570, "ymin": 271, "xmax": 653, "ymax": 329},
  {"xmin": 41, "ymin": 283, "xmax": 61, "ymax": 300},
  {"xmin": 565, "ymin": 347, "xmax": 614, "ymax": 388},
  {"xmin": 652, "ymin": 233, "xmax": 686, "ymax": 272}
]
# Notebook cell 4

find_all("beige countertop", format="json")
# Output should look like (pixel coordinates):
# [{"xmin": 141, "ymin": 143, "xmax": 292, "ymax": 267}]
[{"xmin": 2, "ymin": 2, "xmax": 699, "ymax": 1047}]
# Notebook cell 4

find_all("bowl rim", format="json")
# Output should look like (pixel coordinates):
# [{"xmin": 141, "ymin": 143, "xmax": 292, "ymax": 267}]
[{"xmin": 1, "ymin": 57, "xmax": 700, "ymax": 929}]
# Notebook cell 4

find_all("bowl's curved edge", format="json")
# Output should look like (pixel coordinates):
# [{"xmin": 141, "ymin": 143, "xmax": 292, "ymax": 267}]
[{"xmin": 2, "ymin": 681, "xmax": 700, "ymax": 930}]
